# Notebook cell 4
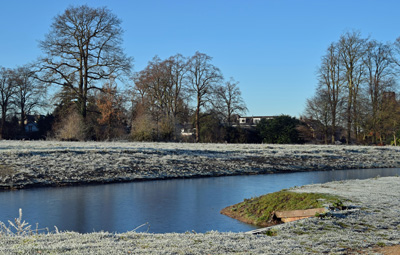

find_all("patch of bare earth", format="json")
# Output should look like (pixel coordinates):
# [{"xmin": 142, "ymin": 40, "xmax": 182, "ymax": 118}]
[
  {"xmin": 348, "ymin": 245, "xmax": 400, "ymax": 254},
  {"xmin": 220, "ymin": 206, "xmax": 279, "ymax": 227},
  {"xmin": 376, "ymin": 245, "xmax": 400, "ymax": 255}
]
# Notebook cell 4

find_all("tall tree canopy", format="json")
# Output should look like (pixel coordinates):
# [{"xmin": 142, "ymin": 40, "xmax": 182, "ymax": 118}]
[
  {"xmin": 38, "ymin": 5, "xmax": 132, "ymax": 119},
  {"xmin": 317, "ymin": 43, "xmax": 344, "ymax": 144},
  {"xmin": 187, "ymin": 52, "xmax": 223, "ymax": 142},
  {"xmin": 305, "ymin": 31, "xmax": 400, "ymax": 145},
  {"xmin": 0, "ymin": 67, "xmax": 16, "ymax": 138},
  {"xmin": 338, "ymin": 31, "xmax": 367, "ymax": 143},
  {"xmin": 13, "ymin": 66, "xmax": 47, "ymax": 133},
  {"xmin": 213, "ymin": 78, "xmax": 247, "ymax": 126}
]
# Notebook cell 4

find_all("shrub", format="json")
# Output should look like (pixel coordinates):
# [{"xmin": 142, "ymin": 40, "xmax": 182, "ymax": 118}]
[{"xmin": 53, "ymin": 110, "xmax": 86, "ymax": 141}]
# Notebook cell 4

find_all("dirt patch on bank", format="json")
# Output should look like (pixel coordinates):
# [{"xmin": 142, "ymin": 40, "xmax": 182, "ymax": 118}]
[
  {"xmin": 349, "ymin": 245, "xmax": 400, "ymax": 254},
  {"xmin": 374, "ymin": 245, "xmax": 400, "ymax": 255},
  {"xmin": 220, "ymin": 206, "xmax": 279, "ymax": 227}
]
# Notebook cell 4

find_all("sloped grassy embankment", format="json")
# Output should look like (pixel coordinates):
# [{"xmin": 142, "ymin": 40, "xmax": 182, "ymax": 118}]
[{"xmin": 1, "ymin": 140, "xmax": 400, "ymax": 189}]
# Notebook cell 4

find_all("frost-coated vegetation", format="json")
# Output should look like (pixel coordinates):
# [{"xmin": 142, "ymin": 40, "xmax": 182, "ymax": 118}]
[
  {"xmin": 0, "ymin": 176, "xmax": 399, "ymax": 254},
  {"xmin": 1, "ymin": 140, "xmax": 400, "ymax": 189}
]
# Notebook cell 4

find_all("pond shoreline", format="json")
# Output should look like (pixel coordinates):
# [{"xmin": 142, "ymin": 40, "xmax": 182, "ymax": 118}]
[{"xmin": 1, "ymin": 140, "xmax": 400, "ymax": 190}]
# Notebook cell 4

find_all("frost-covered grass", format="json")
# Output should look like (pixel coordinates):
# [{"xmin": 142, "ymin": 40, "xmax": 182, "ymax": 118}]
[
  {"xmin": 1, "ymin": 141, "xmax": 399, "ymax": 253},
  {"xmin": 1, "ymin": 140, "xmax": 400, "ymax": 189},
  {"xmin": 1, "ymin": 176, "xmax": 399, "ymax": 254}
]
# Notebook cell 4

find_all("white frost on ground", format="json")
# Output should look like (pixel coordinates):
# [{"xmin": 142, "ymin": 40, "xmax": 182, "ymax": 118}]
[
  {"xmin": 1, "ymin": 141, "xmax": 400, "ymax": 253},
  {"xmin": 0, "ymin": 177, "xmax": 399, "ymax": 254},
  {"xmin": 1, "ymin": 140, "xmax": 400, "ymax": 189}
]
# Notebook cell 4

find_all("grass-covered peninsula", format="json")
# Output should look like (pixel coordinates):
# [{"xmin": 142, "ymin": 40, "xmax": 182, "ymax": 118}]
[{"xmin": 220, "ymin": 191, "xmax": 342, "ymax": 227}]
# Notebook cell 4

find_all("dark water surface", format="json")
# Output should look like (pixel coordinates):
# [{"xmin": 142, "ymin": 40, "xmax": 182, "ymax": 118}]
[{"xmin": 1, "ymin": 168, "xmax": 399, "ymax": 233}]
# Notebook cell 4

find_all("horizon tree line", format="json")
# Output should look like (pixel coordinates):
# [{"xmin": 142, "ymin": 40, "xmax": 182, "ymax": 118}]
[
  {"xmin": 305, "ymin": 30, "xmax": 400, "ymax": 145},
  {"xmin": 0, "ymin": 5, "xmax": 249, "ymax": 143},
  {"xmin": 5, "ymin": 5, "xmax": 400, "ymax": 145}
]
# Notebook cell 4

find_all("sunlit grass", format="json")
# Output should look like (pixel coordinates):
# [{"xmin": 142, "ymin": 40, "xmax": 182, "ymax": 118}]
[{"xmin": 222, "ymin": 190, "xmax": 342, "ymax": 226}]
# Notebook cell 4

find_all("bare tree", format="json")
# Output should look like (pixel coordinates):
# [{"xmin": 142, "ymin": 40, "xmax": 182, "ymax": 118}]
[
  {"xmin": 317, "ymin": 43, "xmax": 345, "ymax": 143},
  {"xmin": 133, "ymin": 56, "xmax": 173, "ymax": 139},
  {"xmin": 0, "ymin": 67, "xmax": 16, "ymax": 138},
  {"xmin": 305, "ymin": 89, "xmax": 332, "ymax": 144},
  {"xmin": 132, "ymin": 54, "xmax": 190, "ymax": 140},
  {"xmin": 363, "ymin": 40, "xmax": 394, "ymax": 143},
  {"xmin": 130, "ymin": 68, "xmax": 155, "ymax": 141},
  {"xmin": 187, "ymin": 52, "xmax": 223, "ymax": 142},
  {"xmin": 338, "ymin": 31, "xmax": 367, "ymax": 143},
  {"xmin": 13, "ymin": 66, "xmax": 47, "ymax": 133},
  {"xmin": 213, "ymin": 78, "xmax": 247, "ymax": 126},
  {"xmin": 308, "ymin": 33, "xmax": 400, "ymax": 145},
  {"xmin": 168, "ymin": 54, "xmax": 189, "ymax": 138},
  {"xmin": 38, "ymin": 5, "xmax": 132, "ymax": 120},
  {"xmin": 392, "ymin": 36, "xmax": 400, "ymax": 69}
]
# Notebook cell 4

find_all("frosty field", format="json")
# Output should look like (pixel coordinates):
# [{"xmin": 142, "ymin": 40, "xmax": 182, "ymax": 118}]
[
  {"xmin": 0, "ymin": 141, "xmax": 400, "ymax": 253},
  {"xmin": 1, "ymin": 140, "xmax": 400, "ymax": 189}
]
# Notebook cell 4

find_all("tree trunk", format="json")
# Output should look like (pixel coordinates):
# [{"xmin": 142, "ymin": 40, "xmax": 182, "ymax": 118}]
[
  {"xmin": 324, "ymin": 128, "xmax": 328, "ymax": 145},
  {"xmin": 346, "ymin": 83, "xmax": 353, "ymax": 144},
  {"xmin": 77, "ymin": 95, "xmax": 87, "ymax": 119},
  {"xmin": 195, "ymin": 97, "xmax": 200, "ymax": 143},
  {"xmin": 346, "ymin": 102, "xmax": 352, "ymax": 144},
  {"xmin": 331, "ymin": 110, "xmax": 336, "ymax": 144},
  {"xmin": 20, "ymin": 110, "xmax": 26, "ymax": 135},
  {"xmin": 353, "ymin": 90, "xmax": 359, "ymax": 143},
  {"xmin": 1, "ymin": 107, "xmax": 6, "ymax": 138}
]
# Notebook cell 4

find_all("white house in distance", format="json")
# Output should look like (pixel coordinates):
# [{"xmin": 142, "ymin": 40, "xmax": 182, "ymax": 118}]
[
  {"xmin": 236, "ymin": 115, "xmax": 276, "ymax": 127},
  {"xmin": 178, "ymin": 115, "xmax": 277, "ymax": 138}
]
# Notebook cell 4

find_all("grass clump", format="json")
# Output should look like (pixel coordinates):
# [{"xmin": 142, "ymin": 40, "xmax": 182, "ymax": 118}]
[
  {"xmin": 0, "ymin": 209, "xmax": 53, "ymax": 237},
  {"xmin": 0, "ymin": 163, "xmax": 14, "ymax": 179},
  {"xmin": 264, "ymin": 229, "xmax": 277, "ymax": 236},
  {"xmin": 377, "ymin": 242, "xmax": 386, "ymax": 247},
  {"xmin": 221, "ymin": 190, "xmax": 341, "ymax": 227}
]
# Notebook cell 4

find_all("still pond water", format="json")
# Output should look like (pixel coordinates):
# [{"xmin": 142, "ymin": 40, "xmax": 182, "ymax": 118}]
[{"xmin": 1, "ymin": 168, "xmax": 400, "ymax": 234}]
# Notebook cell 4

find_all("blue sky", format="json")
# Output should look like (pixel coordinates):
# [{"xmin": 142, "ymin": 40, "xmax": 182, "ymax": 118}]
[{"xmin": 1, "ymin": 0, "xmax": 399, "ymax": 117}]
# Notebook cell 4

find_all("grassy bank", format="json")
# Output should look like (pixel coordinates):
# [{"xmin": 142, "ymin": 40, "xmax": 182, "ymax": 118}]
[
  {"xmin": 1, "ymin": 141, "xmax": 400, "ymax": 190},
  {"xmin": 221, "ymin": 190, "xmax": 342, "ymax": 227}
]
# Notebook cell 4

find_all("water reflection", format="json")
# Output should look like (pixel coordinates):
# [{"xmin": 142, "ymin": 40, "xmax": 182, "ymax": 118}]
[{"xmin": 0, "ymin": 168, "xmax": 399, "ymax": 233}]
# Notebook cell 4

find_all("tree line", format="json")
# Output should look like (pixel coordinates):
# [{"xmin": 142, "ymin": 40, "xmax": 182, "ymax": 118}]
[
  {"xmin": 304, "ymin": 31, "xmax": 400, "ymax": 145},
  {"xmin": 5, "ymin": 6, "xmax": 400, "ymax": 145},
  {"xmin": 0, "ymin": 66, "xmax": 47, "ymax": 139},
  {"xmin": 0, "ymin": 5, "xmax": 252, "ymax": 143}
]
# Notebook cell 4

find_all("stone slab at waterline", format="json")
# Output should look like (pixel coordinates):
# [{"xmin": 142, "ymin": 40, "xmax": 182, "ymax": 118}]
[
  {"xmin": 275, "ymin": 208, "xmax": 328, "ymax": 223},
  {"xmin": 1, "ymin": 176, "xmax": 399, "ymax": 254},
  {"xmin": 1, "ymin": 141, "xmax": 400, "ymax": 189}
]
